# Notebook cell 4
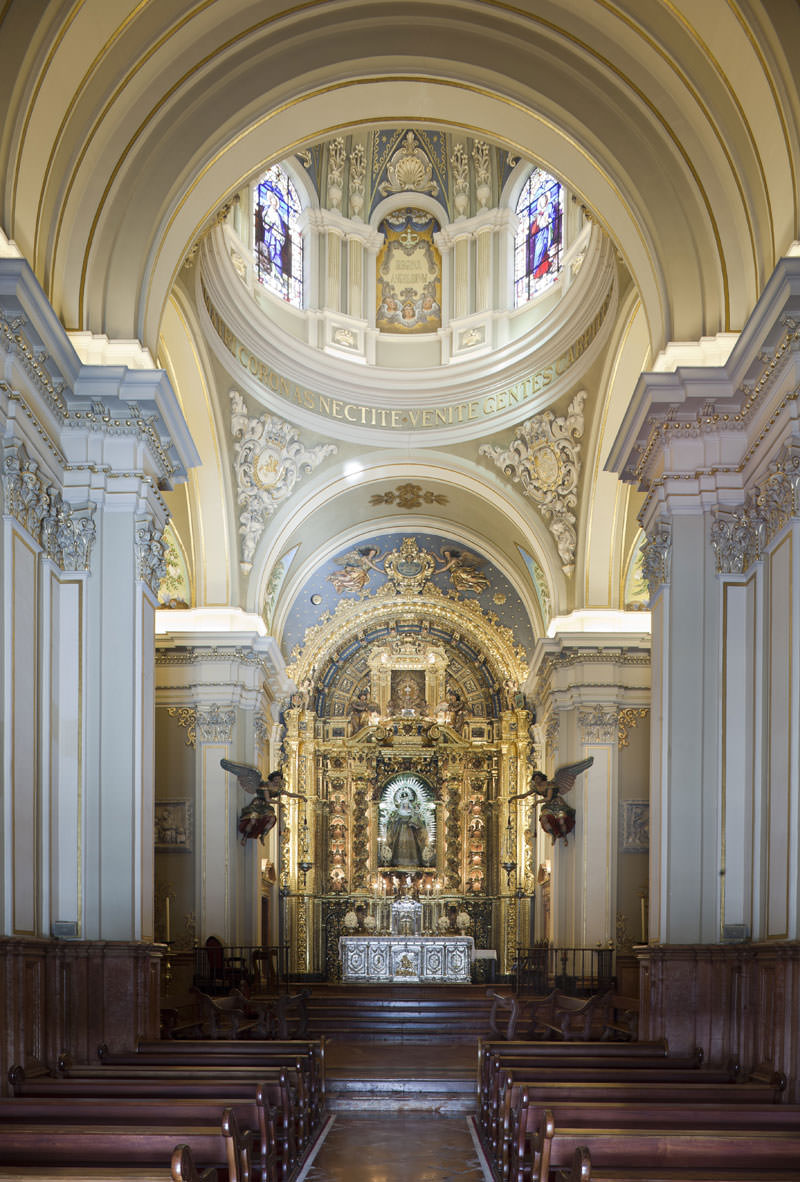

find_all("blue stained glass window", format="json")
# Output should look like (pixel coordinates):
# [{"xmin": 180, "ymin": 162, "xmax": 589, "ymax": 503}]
[
  {"xmin": 513, "ymin": 169, "xmax": 563, "ymax": 307},
  {"xmin": 254, "ymin": 165, "xmax": 303, "ymax": 306}
]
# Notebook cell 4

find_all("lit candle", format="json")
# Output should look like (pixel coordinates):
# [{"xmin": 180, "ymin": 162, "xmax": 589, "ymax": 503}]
[{"xmin": 164, "ymin": 896, "xmax": 171, "ymax": 944}]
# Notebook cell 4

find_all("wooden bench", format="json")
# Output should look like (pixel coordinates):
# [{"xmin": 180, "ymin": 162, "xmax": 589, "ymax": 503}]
[
  {"xmin": 479, "ymin": 1047, "xmax": 712, "ymax": 1148},
  {"xmin": 596, "ymin": 991, "xmax": 640, "ymax": 1041},
  {"xmin": 9, "ymin": 1071, "xmax": 304, "ymax": 1182},
  {"xmin": 487, "ymin": 991, "xmax": 520, "ymax": 1041},
  {"xmin": 564, "ymin": 1144, "xmax": 800, "ymax": 1182},
  {"xmin": 0, "ymin": 1091, "xmax": 279, "ymax": 1182},
  {"xmin": 530, "ymin": 1112, "xmax": 800, "ymax": 1182},
  {"xmin": 512, "ymin": 1099, "xmax": 800, "ymax": 1182},
  {"xmin": 100, "ymin": 1039, "xmax": 326, "ymax": 1127},
  {"xmin": 0, "ymin": 1107, "xmax": 249, "ymax": 1182},
  {"xmin": 27, "ymin": 1062, "xmax": 314, "ymax": 1180},
  {"xmin": 0, "ymin": 1144, "xmax": 213, "ymax": 1181},
  {"xmin": 519, "ymin": 991, "xmax": 607, "ymax": 1041}
]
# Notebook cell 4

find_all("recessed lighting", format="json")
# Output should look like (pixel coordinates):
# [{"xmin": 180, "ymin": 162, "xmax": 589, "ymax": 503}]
[{"xmin": 311, "ymin": 594, "xmax": 322, "ymax": 605}]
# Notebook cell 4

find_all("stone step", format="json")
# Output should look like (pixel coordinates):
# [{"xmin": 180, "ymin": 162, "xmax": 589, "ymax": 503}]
[{"xmin": 326, "ymin": 1077, "xmax": 477, "ymax": 1114}]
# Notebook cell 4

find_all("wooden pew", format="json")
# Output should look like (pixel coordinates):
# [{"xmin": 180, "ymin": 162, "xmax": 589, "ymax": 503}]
[
  {"xmin": 66, "ymin": 1049, "xmax": 322, "ymax": 1128},
  {"xmin": 14, "ymin": 1065, "xmax": 306, "ymax": 1181},
  {"xmin": 480, "ymin": 1048, "xmax": 715, "ymax": 1149},
  {"xmin": 0, "ymin": 1108, "xmax": 249, "ymax": 1182},
  {"xmin": 477, "ymin": 1038, "xmax": 674, "ymax": 1129},
  {"xmin": 530, "ymin": 1112, "xmax": 800, "ymax": 1182},
  {"xmin": 511, "ymin": 1100, "xmax": 800, "ymax": 1182},
  {"xmin": 0, "ymin": 1093, "xmax": 278, "ymax": 1182},
  {"xmin": 565, "ymin": 1144, "xmax": 800, "ymax": 1182},
  {"xmin": 480, "ymin": 1060, "xmax": 781, "ymax": 1181},
  {"xmin": 0, "ymin": 1144, "xmax": 214, "ymax": 1181},
  {"xmin": 596, "ymin": 991, "xmax": 639, "ymax": 1040},
  {"xmin": 107, "ymin": 1037, "xmax": 326, "ymax": 1110}
]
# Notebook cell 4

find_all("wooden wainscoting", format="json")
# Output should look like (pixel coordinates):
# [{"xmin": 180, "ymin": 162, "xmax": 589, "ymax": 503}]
[
  {"xmin": 638, "ymin": 942, "xmax": 800, "ymax": 1101},
  {"xmin": 0, "ymin": 937, "xmax": 163, "ymax": 1093}
]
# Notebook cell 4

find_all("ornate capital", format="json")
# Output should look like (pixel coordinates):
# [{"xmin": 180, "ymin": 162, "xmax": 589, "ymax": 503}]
[
  {"xmin": 195, "ymin": 705, "xmax": 236, "ymax": 743},
  {"xmin": 640, "ymin": 521, "xmax": 671, "ymax": 595},
  {"xmin": 711, "ymin": 441, "xmax": 800, "ymax": 575},
  {"xmin": 3, "ymin": 443, "xmax": 96, "ymax": 571},
  {"xmin": 230, "ymin": 390, "xmax": 337, "ymax": 565},
  {"xmin": 480, "ymin": 390, "xmax": 586, "ymax": 575},
  {"xmin": 579, "ymin": 705, "xmax": 619, "ymax": 744},
  {"xmin": 135, "ymin": 518, "xmax": 167, "ymax": 594}
]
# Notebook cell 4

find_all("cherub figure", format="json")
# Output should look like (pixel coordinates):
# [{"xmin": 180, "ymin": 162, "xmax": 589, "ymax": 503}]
[
  {"xmin": 509, "ymin": 757, "xmax": 594, "ymax": 846},
  {"xmin": 327, "ymin": 545, "xmax": 383, "ymax": 594},
  {"xmin": 436, "ymin": 548, "xmax": 489, "ymax": 595},
  {"xmin": 220, "ymin": 760, "xmax": 306, "ymax": 846}
]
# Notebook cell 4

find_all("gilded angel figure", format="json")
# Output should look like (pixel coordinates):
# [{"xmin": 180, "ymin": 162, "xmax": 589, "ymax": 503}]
[{"xmin": 509, "ymin": 757, "xmax": 594, "ymax": 845}]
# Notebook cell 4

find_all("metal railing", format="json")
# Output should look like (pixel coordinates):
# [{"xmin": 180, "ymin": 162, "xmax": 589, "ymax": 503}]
[
  {"xmin": 515, "ymin": 946, "xmax": 616, "ymax": 996},
  {"xmin": 192, "ymin": 944, "xmax": 292, "ymax": 995}
]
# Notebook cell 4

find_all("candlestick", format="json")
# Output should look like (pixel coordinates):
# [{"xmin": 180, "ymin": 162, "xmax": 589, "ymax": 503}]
[
  {"xmin": 640, "ymin": 896, "xmax": 646, "ymax": 943},
  {"xmin": 164, "ymin": 896, "xmax": 171, "ymax": 943}
]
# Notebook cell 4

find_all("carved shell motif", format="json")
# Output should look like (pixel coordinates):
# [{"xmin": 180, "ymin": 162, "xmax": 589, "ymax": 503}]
[{"xmin": 380, "ymin": 132, "xmax": 439, "ymax": 196}]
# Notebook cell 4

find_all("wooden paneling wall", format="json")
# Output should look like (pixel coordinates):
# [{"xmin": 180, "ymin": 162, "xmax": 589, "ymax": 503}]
[
  {"xmin": 639, "ymin": 943, "xmax": 800, "ymax": 1101},
  {"xmin": 0, "ymin": 938, "xmax": 162, "ymax": 1094}
]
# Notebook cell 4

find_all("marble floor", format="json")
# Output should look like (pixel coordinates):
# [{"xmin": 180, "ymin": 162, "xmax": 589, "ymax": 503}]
[{"xmin": 300, "ymin": 1113, "xmax": 490, "ymax": 1182}]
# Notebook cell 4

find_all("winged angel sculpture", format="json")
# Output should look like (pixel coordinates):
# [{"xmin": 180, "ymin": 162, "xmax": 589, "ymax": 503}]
[
  {"xmin": 509, "ymin": 757, "xmax": 594, "ymax": 846},
  {"xmin": 220, "ymin": 760, "xmax": 306, "ymax": 846}
]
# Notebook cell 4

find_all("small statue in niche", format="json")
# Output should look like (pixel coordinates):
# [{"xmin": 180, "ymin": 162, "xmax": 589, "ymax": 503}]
[
  {"xmin": 220, "ymin": 760, "xmax": 306, "ymax": 845},
  {"xmin": 509, "ymin": 757, "xmax": 594, "ymax": 846}
]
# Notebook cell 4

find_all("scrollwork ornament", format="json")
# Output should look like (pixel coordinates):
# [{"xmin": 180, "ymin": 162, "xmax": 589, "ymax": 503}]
[
  {"xmin": 579, "ymin": 705, "xmax": 619, "ymax": 744},
  {"xmin": 230, "ymin": 391, "xmax": 337, "ymax": 564},
  {"xmin": 135, "ymin": 518, "xmax": 167, "ymax": 593},
  {"xmin": 640, "ymin": 522, "xmax": 672, "ymax": 594},
  {"xmin": 195, "ymin": 705, "xmax": 236, "ymax": 743},
  {"xmin": 480, "ymin": 391, "xmax": 586, "ymax": 574},
  {"xmin": 168, "ymin": 707, "xmax": 197, "ymax": 747}
]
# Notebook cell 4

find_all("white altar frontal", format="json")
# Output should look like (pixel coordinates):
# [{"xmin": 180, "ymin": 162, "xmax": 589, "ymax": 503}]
[{"xmin": 338, "ymin": 935, "xmax": 474, "ymax": 983}]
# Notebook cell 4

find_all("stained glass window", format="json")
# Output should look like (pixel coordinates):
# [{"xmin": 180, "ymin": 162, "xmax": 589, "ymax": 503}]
[
  {"xmin": 254, "ymin": 165, "xmax": 303, "ymax": 306},
  {"xmin": 514, "ymin": 168, "xmax": 563, "ymax": 307}
]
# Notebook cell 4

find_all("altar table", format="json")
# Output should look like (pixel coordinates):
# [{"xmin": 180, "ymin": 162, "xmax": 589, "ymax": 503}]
[{"xmin": 338, "ymin": 935, "xmax": 474, "ymax": 983}]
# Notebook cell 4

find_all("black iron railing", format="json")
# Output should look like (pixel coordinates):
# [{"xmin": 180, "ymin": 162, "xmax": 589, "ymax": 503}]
[
  {"xmin": 515, "ymin": 945, "xmax": 616, "ymax": 995},
  {"xmin": 192, "ymin": 943, "xmax": 291, "ymax": 995}
]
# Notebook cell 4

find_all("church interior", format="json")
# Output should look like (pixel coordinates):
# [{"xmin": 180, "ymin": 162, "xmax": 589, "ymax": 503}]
[{"xmin": 2, "ymin": 0, "xmax": 800, "ymax": 1175}]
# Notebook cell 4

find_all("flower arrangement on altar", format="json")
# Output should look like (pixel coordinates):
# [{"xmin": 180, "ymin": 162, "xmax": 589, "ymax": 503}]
[
  {"xmin": 363, "ymin": 915, "xmax": 377, "ymax": 933},
  {"xmin": 436, "ymin": 914, "xmax": 451, "ymax": 933},
  {"xmin": 456, "ymin": 911, "xmax": 471, "ymax": 932},
  {"xmin": 343, "ymin": 910, "xmax": 358, "ymax": 931}
]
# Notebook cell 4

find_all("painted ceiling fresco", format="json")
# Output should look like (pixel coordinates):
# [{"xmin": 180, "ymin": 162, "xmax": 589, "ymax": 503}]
[{"xmin": 278, "ymin": 531, "xmax": 537, "ymax": 662}]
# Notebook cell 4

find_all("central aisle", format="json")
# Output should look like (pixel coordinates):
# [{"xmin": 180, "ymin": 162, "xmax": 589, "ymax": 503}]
[{"xmin": 300, "ymin": 1113, "xmax": 489, "ymax": 1182}]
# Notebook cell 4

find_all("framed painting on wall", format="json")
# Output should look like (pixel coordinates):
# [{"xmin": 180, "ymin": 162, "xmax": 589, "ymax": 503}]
[{"xmin": 154, "ymin": 799, "xmax": 193, "ymax": 851}]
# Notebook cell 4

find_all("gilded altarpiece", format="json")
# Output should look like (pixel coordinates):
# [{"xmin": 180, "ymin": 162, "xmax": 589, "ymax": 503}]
[{"xmin": 279, "ymin": 703, "xmax": 534, "ymax": 979}]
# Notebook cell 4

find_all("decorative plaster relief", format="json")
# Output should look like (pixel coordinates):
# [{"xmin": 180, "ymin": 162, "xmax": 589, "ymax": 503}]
[
  {"xmin": 230, "ymin": 390, "xmax": 337, "ymax": 565},
  {"xmin": 135, "ymin": 518, "xmax": 167, "ymax": 594},
  {"xmin": 618, "ymin": 707, "xmax": 649, "ymax": 748},
  {"xmin": 327, "ymin": 136, "xmax": 346, "ymax": 210},
  {"xmin": 3, "ymin": 442, "xmax": 96, "ymax": 570},
  {"xmin": 640, "ymin": 522, "xmax": 672, "ymax": 595},
  {"xmin": 479, "ymin": 391, "xmax": 586, "ymax": 575},
  {"xmin": 379, "ymin": 132, "xmax": 439, "ymax": 196},
  {"xmin": 167, "ymin": 706, "xmax": 197, "ymax": 747},
  {"xmin": 450, "ymin": 144, "xmax": 469, "ymax": 217},
  {"xmin": 195, "ymin": 705, "xmax": 236, "ymax": 743},
  {"xmin": 369, "ymin": 483, "xmax": 448, "ymax": 509},
  {"xmin": 472, "ymin": 141, "xmax": 491, "ymax": 208},
  {"xmin": 579, "ymin": 705, "xmax": 619, "ymax": 744},
  {"xmin": 348, "ymin": 143, "xmax": 366, "ymax": 218},
  {"xmin": 711, "ymin": 442, "xmax": 800, "ymax": 574}
]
